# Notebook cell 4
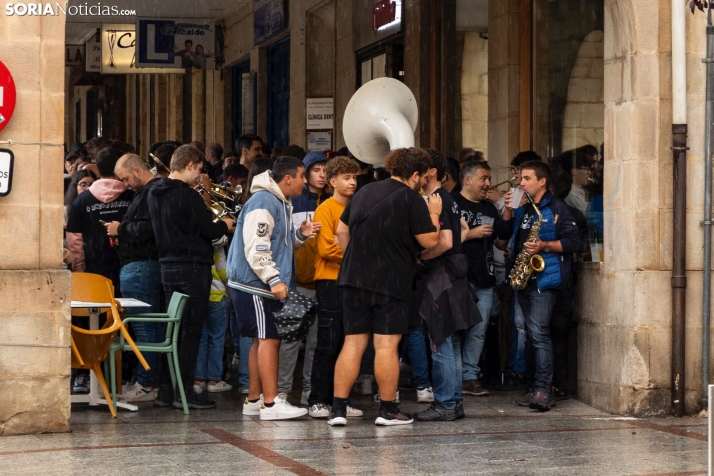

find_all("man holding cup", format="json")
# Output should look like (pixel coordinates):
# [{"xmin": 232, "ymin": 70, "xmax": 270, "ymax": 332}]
[{"xmin": 453, "ymin": 161, "xmax": 514, "ymax": 397}]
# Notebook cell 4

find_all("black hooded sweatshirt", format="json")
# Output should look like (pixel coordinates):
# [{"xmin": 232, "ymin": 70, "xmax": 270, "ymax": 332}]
[
  {"xmin": 148, "ymin": 177, "xmax": 228, "ymax": 266},
  {"xmin": 117, "ymin": 178, "xmax": 160, "ymax": 267}
]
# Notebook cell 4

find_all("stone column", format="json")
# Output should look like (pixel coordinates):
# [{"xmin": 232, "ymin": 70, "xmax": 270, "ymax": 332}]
[
  {"xmin": 577, "ymin": 0, "xmax": 709, "ymax": 416},
  {"xmin": 0, "ymin": 14, "xmax": 70, "ymax": 434}
]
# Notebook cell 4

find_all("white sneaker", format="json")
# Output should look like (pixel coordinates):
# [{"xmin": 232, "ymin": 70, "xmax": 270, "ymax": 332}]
[
  {"xmin": 243, "ymin": 395, "xmax": 264, "ymax": 416},
  {"xmin": 309, "ymin": 403, "xmax": 330, "ymax": 418},
  {"xmin": 417, "ymin": 386, "xmax": 435, "ymax": 403},
  {"xmin": 208, "ymin": 381, "xmax": 233, "ymax": 393},
  {"xmin": 124, "ymin": 382, "xmax": 157, "ymax": 403},
  {"xmin": 231, "ymin": 353, "xmax": 240, "ymax": 367},
  {"xmin": 374, "ymin": 390, "xmax": 400, "ymax": 404},
  {"xmin": 260, "ymin": 396, "xmax": 308, "ymax": 421},
  {"xmin": 193, "ymin": 381, "xmax": 207, "ymax": 394},
  {"xmin": 300, "ymin": 388, "xmax": 311, "ymax": 406},
  {"xmin": 346, "ymin": 405, "xmax": 364, "ymax": 417}
]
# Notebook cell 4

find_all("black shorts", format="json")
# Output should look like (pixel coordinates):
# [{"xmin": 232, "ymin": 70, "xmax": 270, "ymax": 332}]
[
  {"xmin": 230, "ymin": 288, "xmax": 282, "ymax": 339},
  {"xmin": 341, "ymin": 286, "xmax": 410, "ymax": 335}
]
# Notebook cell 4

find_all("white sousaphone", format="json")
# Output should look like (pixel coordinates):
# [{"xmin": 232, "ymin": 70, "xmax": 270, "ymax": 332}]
[{"xmin": 342, "ymin": 77, "xmax": 419, "ymax": 165}]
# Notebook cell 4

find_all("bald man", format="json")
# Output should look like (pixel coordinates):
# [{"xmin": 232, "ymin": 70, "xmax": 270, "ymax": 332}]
[{"xmin": 104, "ymin": 154, "xmax": 164, "ymax": 403}]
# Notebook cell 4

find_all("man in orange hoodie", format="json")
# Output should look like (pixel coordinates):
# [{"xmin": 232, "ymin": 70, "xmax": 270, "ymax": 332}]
[
  {"xmin": 306, "ymin": 156, "xmax": 364, "ymax": 419},
  {"xmin": 66, "ymin": 147, "xmax": 134, "ymax": 293}
]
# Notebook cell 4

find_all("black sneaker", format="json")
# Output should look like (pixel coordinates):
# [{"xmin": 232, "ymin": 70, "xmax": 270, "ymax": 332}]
[
  {"xmin": 528, "ymin": 391, "xmax": 555, "ymax": 412},
  {"xmin": 327, "ymin": 406, "xmax": 347, "ymax": 426},
  {"xmin": 455, "ymin": 401, "xmax": 465, "ymax": 419},
  {"xmin": 374, "ymin": 406, "xmax": 414, "ymax": 426},
  {"xmin": 551, "ymin": 386, "xmax": 569, "ymax": 401},
  {"xmin": 515, "ymin": 392, "xmax": 532, "ymax": 407},
  {"xmin": 414, "ymin": 403, "xmax": 457, "ymax": 422},
  {"xmin": 174, "ymin": 388, "xmax": 216, "ymax": 409},
  {"xmin": 153, "ymin": 384, "xmax": 175, "ymax": 408},
  {"xmin": 496, "ymin": 373, "xmax": 529, "ymax": 391}
]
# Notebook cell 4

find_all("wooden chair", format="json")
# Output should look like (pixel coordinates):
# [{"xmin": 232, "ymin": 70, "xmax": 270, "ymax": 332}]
[
  {"xmin": 71, "ymin": 301, "xmax": 123, "ymax": 418},
  {"xmin": 107, "ymin": 293, "xmax": 190, "ymax": 414}
]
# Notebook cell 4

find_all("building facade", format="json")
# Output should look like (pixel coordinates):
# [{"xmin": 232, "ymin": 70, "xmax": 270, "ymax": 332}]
[{"xmin": 0, "ymin": 0, "xmax": 710, "ymax": 434}]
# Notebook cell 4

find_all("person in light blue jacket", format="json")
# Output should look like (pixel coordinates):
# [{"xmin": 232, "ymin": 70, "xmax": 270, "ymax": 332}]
[{"xmin": 226, "ymin": 156, "xmax": 321, "ymax": 421}]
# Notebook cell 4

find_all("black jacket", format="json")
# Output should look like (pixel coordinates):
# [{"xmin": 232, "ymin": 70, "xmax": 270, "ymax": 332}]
[
  {"xmin": 148, "ymin": 177, "xmax": 228, "ymax": 266},
  {"xmin": 412, "ymin": 254, "xmax": 482, "ymax": 346},
  {"xmin": 117, "ymin": 179, "xmax": 160, "ymax": 266}
]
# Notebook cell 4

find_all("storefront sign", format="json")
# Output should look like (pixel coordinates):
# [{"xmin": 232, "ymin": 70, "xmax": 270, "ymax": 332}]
[
  {"xmin": 66, "ymin": 45, "xmax": 85, "ymax": 66},
  {"xmin": 373, "ymin": 0, "xmax": 401, "ymax": 31},
  {"xmin": 101, "ymin": 24, "xmax": 182, "ymax": 74},
  {"xmin": 136, "ymin": 18, "xmax": 216, "ymax": 70},
  {"xmin": 306, "ymin": 98, "xmax": 334, "ymax": 130},
  {"xmin": 0, "ymin": 149, "xmax": 14, "ymax": 196},
  {"xmin": 0, "ymin": 61, "xmax": 17, "ymax": 133},
  {"xmin": 254, "ymin": 0, "xmax": 284, "ymax": 45},
  {"xmin": 86, "ymin": 39, "xmax": 102, "ymax": 72},
  {"xmin": 308, "ymin": 132, "xmax": 332, "ymax": 152}
]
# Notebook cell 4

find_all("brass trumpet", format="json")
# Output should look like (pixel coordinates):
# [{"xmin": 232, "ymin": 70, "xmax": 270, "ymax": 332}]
[
  {"xmin": 149, "ymin": 153, "xmax": 171, "ymax": 175},
  {"xmin": 488, "ymin": 179, "xmax": 515, "ymax": 194},
  {"xmin": 195, "ymin": 182, "xmax": 242, "ymax": 223}
]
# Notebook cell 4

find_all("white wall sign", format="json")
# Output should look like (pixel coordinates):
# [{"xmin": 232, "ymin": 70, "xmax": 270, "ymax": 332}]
[
  {"xmin": 135, "ymin": 18, "xmax": 216, "ymax": 70},
  {"xmin": 0, "ymin": 149, "xmax": 14, "ymax": 196},
  {"xmin": 86, "ymin": 39, "xmax": 102, "ymax": 72},
  {"xmin": 101, "ymin": 24, "xmax": 182, "ymax": 74},
  {"xmin": 308, "ymin": 132, "xmax": 332, "ymax": 152},
  {"xmin": 306, "ymin": 98, "xmax": 334, "ymax": 130}
]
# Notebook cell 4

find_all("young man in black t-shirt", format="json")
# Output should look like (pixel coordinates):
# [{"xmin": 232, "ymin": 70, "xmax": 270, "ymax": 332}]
[
  {"xmin": 329, "ymin": 148, "xmax": 442, "ymax": 427},
  {"xmin": 412, "ymin": 149, "xmax": 477, "ymax": 422},
  {"xmin": 66, "ymin": 147, "xmax": 134, "ymax": 292},
  {"xmin": 453, "ymin": 161, "xmax": 514, "ymax": 397}
]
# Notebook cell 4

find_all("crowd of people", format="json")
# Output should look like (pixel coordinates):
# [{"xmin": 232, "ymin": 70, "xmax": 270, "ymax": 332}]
[{"xmin": 63, "ymin": 133, "xmax": 595, "ymax": 425}]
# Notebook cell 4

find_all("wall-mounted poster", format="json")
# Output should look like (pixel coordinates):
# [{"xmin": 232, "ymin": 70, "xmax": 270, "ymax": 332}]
[
  {"xmin": 254, "ymin": 0, "xmax": 284, "ymax": 45},
  {"xmin": 136, "ymin": 18, "xmax": 216, "ymax": 70}
]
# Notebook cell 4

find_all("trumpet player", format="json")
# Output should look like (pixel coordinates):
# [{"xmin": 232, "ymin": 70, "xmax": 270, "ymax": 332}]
[
  {"xmin": 147, "ymin": 145, "xmax": 235, "ymax": 410},
  {"xmin": 507, "ymin": 161, "xmax": 580, "ymax": 412}
]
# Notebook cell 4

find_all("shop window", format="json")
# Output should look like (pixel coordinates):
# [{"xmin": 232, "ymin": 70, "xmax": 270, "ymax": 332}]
[{"xmin": 533, "ymin": 0, "xmax": 604, "ymax": 261}]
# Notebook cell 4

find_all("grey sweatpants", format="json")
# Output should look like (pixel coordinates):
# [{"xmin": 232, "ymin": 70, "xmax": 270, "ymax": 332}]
[{"xmin": 277, "ymin": 287, "xmax": 318, "ymax": 394}]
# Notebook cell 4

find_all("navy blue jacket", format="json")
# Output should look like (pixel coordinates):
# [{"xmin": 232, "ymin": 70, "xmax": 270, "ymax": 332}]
[{"xmin": 508, "ymin": 191, "xmax": 581, "ymax": 291}]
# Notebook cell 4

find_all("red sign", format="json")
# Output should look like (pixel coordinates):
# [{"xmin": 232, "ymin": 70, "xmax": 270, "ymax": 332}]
[
  {"xmin": 373, "ymin": 0, "xmax": 397, "ymax": 30},
  {"xmin": 0, "ymin": 61, "xmax": 17, "ymax": 133}
]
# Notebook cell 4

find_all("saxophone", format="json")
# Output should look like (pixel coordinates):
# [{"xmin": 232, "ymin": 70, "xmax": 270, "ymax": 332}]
[{"xmin": 508, "ymin": 192, "xmax": 546, "ymax": 290}]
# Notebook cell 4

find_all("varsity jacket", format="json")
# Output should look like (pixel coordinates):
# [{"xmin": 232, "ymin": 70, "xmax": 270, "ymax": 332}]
[{"xmin": 226, "ymin": 171, "xmax": 307, "ymax": 299}]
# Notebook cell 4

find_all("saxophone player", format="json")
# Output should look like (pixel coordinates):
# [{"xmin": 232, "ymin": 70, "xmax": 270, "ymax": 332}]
[{"xmin": 507, "ymin": 160, "xmax": 580, "ymax": 412}]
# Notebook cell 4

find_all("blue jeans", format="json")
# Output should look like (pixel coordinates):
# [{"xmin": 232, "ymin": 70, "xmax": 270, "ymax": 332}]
[
  {"xmin": 430, "ymin": 334, "xmax": 462, "ymax": 409},
  {"xmin": 404, "ymin": 326, "xmax": 430, "ymax": 388},
  {"xmin": 506, "ymin": 291, "xmax": 527, "ymax": 375},
  {"xmin": 228, "ymin": 302, "xmax": 251, "ymax": 389},
  {"xmin": 195, "ymin": 297, "xmax": 228, "ymax": 381},
  {"xmin": 120, "ymin": 260, "xmax": 162, "ymax": 387},
  {"xmin": 462, "ymin": 284, "xmax": 493, "ymax": 381},
  {"xmin": 517, "ymin": 288, "xmax": 557, "ymax": 393}
]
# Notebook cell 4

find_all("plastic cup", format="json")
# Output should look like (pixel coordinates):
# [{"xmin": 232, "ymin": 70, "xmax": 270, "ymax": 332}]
[
  {"xmin": 481, "ymin": 216, "xmax": 495, "ymax": 227},
  {"xmin": 590, "ymin": 243, "xmax": 602, "ymax": 263},
  {"xmin": 510, "ymin": 187, "xmax": 525, "ymax": 209}
]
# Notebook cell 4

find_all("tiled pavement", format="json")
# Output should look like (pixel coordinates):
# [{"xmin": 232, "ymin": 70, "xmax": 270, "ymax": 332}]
[{"xmin": 0, "ymin": 389, "xmax": 708, "ymax": 475}]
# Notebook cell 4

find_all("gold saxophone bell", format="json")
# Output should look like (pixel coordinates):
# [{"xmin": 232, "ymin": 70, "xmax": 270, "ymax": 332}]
[{"xmin": 530, "ymin": 254, "xmax": 546, "ymax": 272}]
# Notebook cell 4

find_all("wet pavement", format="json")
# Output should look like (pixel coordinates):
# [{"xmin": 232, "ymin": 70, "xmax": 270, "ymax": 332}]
[{"xmin": 0, "ymin": 389, "xmax": 707, "ymax": 475}]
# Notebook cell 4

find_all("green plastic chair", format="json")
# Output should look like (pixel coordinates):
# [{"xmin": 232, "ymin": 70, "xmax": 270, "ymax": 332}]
[{"xmin": 106, "ymin": 292, "xmax": 190, "ymax": 414}]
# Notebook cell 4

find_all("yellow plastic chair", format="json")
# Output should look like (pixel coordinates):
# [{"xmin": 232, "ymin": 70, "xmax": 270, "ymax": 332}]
[
  {"xmin": 70, "ymin": 336, "xmax": 84, "ymax": 367},
  {"xmin": 71, "ymin": 272, "xmax": 151, "ymax": 372},
  {"xmin": 71, "ymin": 310, "xmax": 123, "ymax": 418}
]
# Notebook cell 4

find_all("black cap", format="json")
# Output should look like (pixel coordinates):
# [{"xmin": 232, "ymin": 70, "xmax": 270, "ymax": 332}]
[{"xmin": 65, "ymin": 143, "xmax": 87, "ymax": 161}]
